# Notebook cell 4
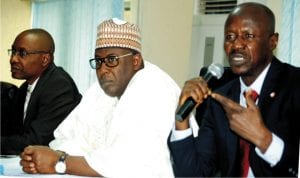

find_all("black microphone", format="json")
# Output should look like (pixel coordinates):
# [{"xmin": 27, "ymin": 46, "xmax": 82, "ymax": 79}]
[{"xmin": 175, "ymin": 63, "xmax": 224, "ymax": 122}]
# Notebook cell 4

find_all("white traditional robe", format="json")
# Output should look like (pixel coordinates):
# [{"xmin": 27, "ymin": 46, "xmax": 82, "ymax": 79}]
[{"xmin": 50, "ymin": 61, "xmax": 180, "ymax": 178}]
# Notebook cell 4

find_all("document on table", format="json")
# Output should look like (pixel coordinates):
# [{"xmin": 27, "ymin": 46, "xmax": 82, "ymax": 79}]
[
  {"xmin": 0, "ymin": 155, "xmax": 32, "ymax": 177},
  {"xmin": 0, "ymin": 155, "xmax": 88, "ymax": 177}
]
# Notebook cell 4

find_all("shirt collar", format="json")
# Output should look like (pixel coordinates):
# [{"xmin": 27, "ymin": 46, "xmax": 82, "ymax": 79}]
[
  {"xmin": 239, "ymin": 63, "xmax": 271, "ymax": 95},
  {"xmin": 28, "ymin": 77, "xmax": 39, "ymax": 93}
]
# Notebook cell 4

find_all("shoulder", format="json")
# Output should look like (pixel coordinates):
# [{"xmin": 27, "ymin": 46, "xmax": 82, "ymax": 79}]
[
  {"xmin": 140, "ymin": 61, "xmax": 180, "ymax": 88},
  {"xmin": 122, "ymin": 61, "xmax": 181, "ymax": 103},
  {"xmin": 273, "ymin": 59, "xmax": 300, "ymax": 88},
  {"xmin": 284, "ymin": 63, "xmax": 300, "ymax": 80},
  {"xmin": 214, "ymin": 78, "xmax": 240, "ymax": 96},
  {"xmin": 35, "ymin": 64, "xmax": 81, "ymax": 99},
  {"xmin": 40, "ymin": 64, "xmax": 77, "ymax": 88},
  {"xmin": 271, "ymin": 57, "xmax": 300, "ymax": 78}
]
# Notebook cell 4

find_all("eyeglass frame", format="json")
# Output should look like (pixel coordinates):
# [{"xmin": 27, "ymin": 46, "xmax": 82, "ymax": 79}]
[
  {"xmin": 8, "ymin": 48, "xmax": 50, "ymax": 58},
  {"xmin": 89, "ymin": 52, "xmax": 134, "ymax": 69}
]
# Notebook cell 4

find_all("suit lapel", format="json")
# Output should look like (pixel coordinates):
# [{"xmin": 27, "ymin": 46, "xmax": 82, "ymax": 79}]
[
  {"xmin": 15, "ymin": 82, "xmax": 28, "ymax": 124},
  {"xmin": 250, "ymin": 58, "xmax": 285, "ymax": 176},
  {"xmin": 258, "ymin": 58, "xmax": 283, "ymax": 124},
  {"xmin": 23, "ymin": 63, "xmax": 56, "ymax": 126}
]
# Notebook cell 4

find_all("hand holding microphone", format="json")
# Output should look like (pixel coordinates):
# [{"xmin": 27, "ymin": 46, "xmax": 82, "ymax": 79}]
[{"xmin": 175, "ymin": 63, "xmax": 224, "ymax": 122}]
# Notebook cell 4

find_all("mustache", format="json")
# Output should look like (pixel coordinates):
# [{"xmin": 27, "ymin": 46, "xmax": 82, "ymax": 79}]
[
  {"xmin": 99, "ymin": 76, "xmax": 113, "ymax": 84},
  {"xmin": 229, "ymin": 50, "xmax": 247, "ymax": 58},
  {"xmin": 11, "ymin": 65, "xmax": 22, "ymax": 70}
]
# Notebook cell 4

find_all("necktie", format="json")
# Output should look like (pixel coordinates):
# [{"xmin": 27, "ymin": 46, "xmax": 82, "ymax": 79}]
[
  {"xmin": 23, "ymin": 85, "xmax": 32, "ymax": 120},
  {"xmin": 240, "ymin": 90, "xmax": 258, "ymax": 177}
]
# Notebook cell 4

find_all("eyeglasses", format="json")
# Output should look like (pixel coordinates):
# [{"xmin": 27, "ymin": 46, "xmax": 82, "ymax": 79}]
[
  {"xmin": 8, "ymin": 48, "xmax": 50, "ymax": 58},
  {"xmin": 89, "ymin": 53, "xmax": 133, "ymax": 69}
]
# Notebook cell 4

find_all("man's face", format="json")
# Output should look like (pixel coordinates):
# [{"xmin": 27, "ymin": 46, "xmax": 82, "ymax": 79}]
[
  {"xmin": 10, "ymin": 33, "xmax": 48, "ymax": 84},
  {"xmin": 224, "ymin": 12, "xmax": 276, "ymax": 78},
  {"xmin": 95, "ymin": 48, "xmax": 139, "ymax": 98}
]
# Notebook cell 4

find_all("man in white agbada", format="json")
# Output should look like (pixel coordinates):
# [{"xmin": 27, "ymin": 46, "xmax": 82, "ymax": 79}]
[{"xmin": 20, "ymin": 18, "xmax": 180, "ymax": 177}]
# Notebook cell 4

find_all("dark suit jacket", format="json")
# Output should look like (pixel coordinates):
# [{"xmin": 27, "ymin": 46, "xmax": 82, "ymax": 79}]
[
  {"xmin": 0, "ymin": 82, "xmax": 19, "ymax": 136},
  {"xmin": 196, "ymin": 67, "xmax": 238, "ymax": 126},
  {"xmin": 169, "ymin": 58, "xmax": 299, "ymax": 177},
  {"xmin": 1, "ymin": 63, "xmax": 82, "ymax": 155}
]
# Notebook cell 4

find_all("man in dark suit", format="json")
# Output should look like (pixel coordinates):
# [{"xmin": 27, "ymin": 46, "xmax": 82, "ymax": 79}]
[
  {"xmin": 169, "ymin": 2, "xmax": 299, "ymax": 177},
  {"xmin": 1, "ymin": 29, "xmax": 82, "ymax": 155}
]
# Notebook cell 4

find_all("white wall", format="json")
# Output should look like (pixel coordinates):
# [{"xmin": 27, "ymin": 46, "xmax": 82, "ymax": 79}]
[
  {"xmin": 189, "ymin": 14, "xmax": 227, "ymax": 79},
  {"xmin": 138, "ymin": 0, "xmax": 194, "ymax": 87},
  {"xmin": 0, "ymin": 0, "xmax": 31, "ymax": 86}
]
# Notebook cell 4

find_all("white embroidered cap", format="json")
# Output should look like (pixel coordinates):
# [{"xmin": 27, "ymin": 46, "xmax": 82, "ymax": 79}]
[{"xmin": 96, "ymin": 18, "xmax": 141, "ymax": 53}]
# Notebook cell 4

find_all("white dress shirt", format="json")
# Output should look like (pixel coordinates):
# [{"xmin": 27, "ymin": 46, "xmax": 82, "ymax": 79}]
[{"xmin": 23, "ymin": 78, "xmax": 39, "ymax": 121}]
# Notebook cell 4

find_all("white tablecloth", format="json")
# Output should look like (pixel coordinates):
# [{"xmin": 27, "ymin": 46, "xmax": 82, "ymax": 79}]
[{"xmin": 0, "ymin": 156, "xmax": 94, "ymax": 177}]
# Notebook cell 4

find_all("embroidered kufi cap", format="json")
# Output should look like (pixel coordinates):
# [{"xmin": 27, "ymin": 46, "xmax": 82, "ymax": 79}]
[{"xmin": 96, "ymin": 18, "xmax": 141, "ymax": 53}]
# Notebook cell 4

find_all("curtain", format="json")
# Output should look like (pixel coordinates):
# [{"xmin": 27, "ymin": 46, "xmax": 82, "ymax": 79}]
[
  {"xmin": 277, "ymin": 0, "xmax": 300, "ymax": 67},
  {"xmin": 32, "ymin": 0, "xmax": 123, "ymax": 93}
]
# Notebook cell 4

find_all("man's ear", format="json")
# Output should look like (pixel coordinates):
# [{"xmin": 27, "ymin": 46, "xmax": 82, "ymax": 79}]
[
  {"xmin": 41, "ymin": 54, "xmax": 51, "ymax": 67},
  {"xmin": 132, "ymin": 53, "xmax": 142, "ymax": 70},
  {"xmin": 269, "ymin": 33, "xmax": 279, "ymax": 50}
]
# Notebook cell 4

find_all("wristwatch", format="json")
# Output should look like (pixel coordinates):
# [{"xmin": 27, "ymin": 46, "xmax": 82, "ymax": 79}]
[{"xmin": 55, "ymin": 151, "xmax": 67, "ymax": 174}]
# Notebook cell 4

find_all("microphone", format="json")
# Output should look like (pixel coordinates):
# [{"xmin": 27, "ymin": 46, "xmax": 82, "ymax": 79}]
[{"xmin": 175, "ymin": 63, "xmax": 224, "ymax": 122}]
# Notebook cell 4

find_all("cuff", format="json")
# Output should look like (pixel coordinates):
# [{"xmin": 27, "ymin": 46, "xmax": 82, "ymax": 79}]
[
  {"xmin": 255, "ymin": 133, "xmax": 284, "ymax": 167},
  {"xmin": 170, "ymin": 125, "xmax": 192, "ymax": 142}
]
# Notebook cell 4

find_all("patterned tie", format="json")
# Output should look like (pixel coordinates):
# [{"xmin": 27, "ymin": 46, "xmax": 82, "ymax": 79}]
[{"xmin": 240, "ymin": 90, "xmax": 258, "ymax": 177}]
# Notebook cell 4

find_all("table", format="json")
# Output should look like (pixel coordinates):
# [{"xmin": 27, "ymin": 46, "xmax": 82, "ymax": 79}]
[{"xmin": 0, "ymin": 156, "xmax": 93, "ymax": 177}]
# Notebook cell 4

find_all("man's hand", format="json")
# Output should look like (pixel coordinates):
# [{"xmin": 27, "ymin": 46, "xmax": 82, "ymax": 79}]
[
  {"xmin": 20, "ymin": 145, "xmax": 60, "ymax": 174},
  {"xmin": 176, "ymin": 77, "xmax": 211, "ymax": 130},
  {"xmin": 211, "ymin": 90, "xmax": 272, "ymax": 152}
]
